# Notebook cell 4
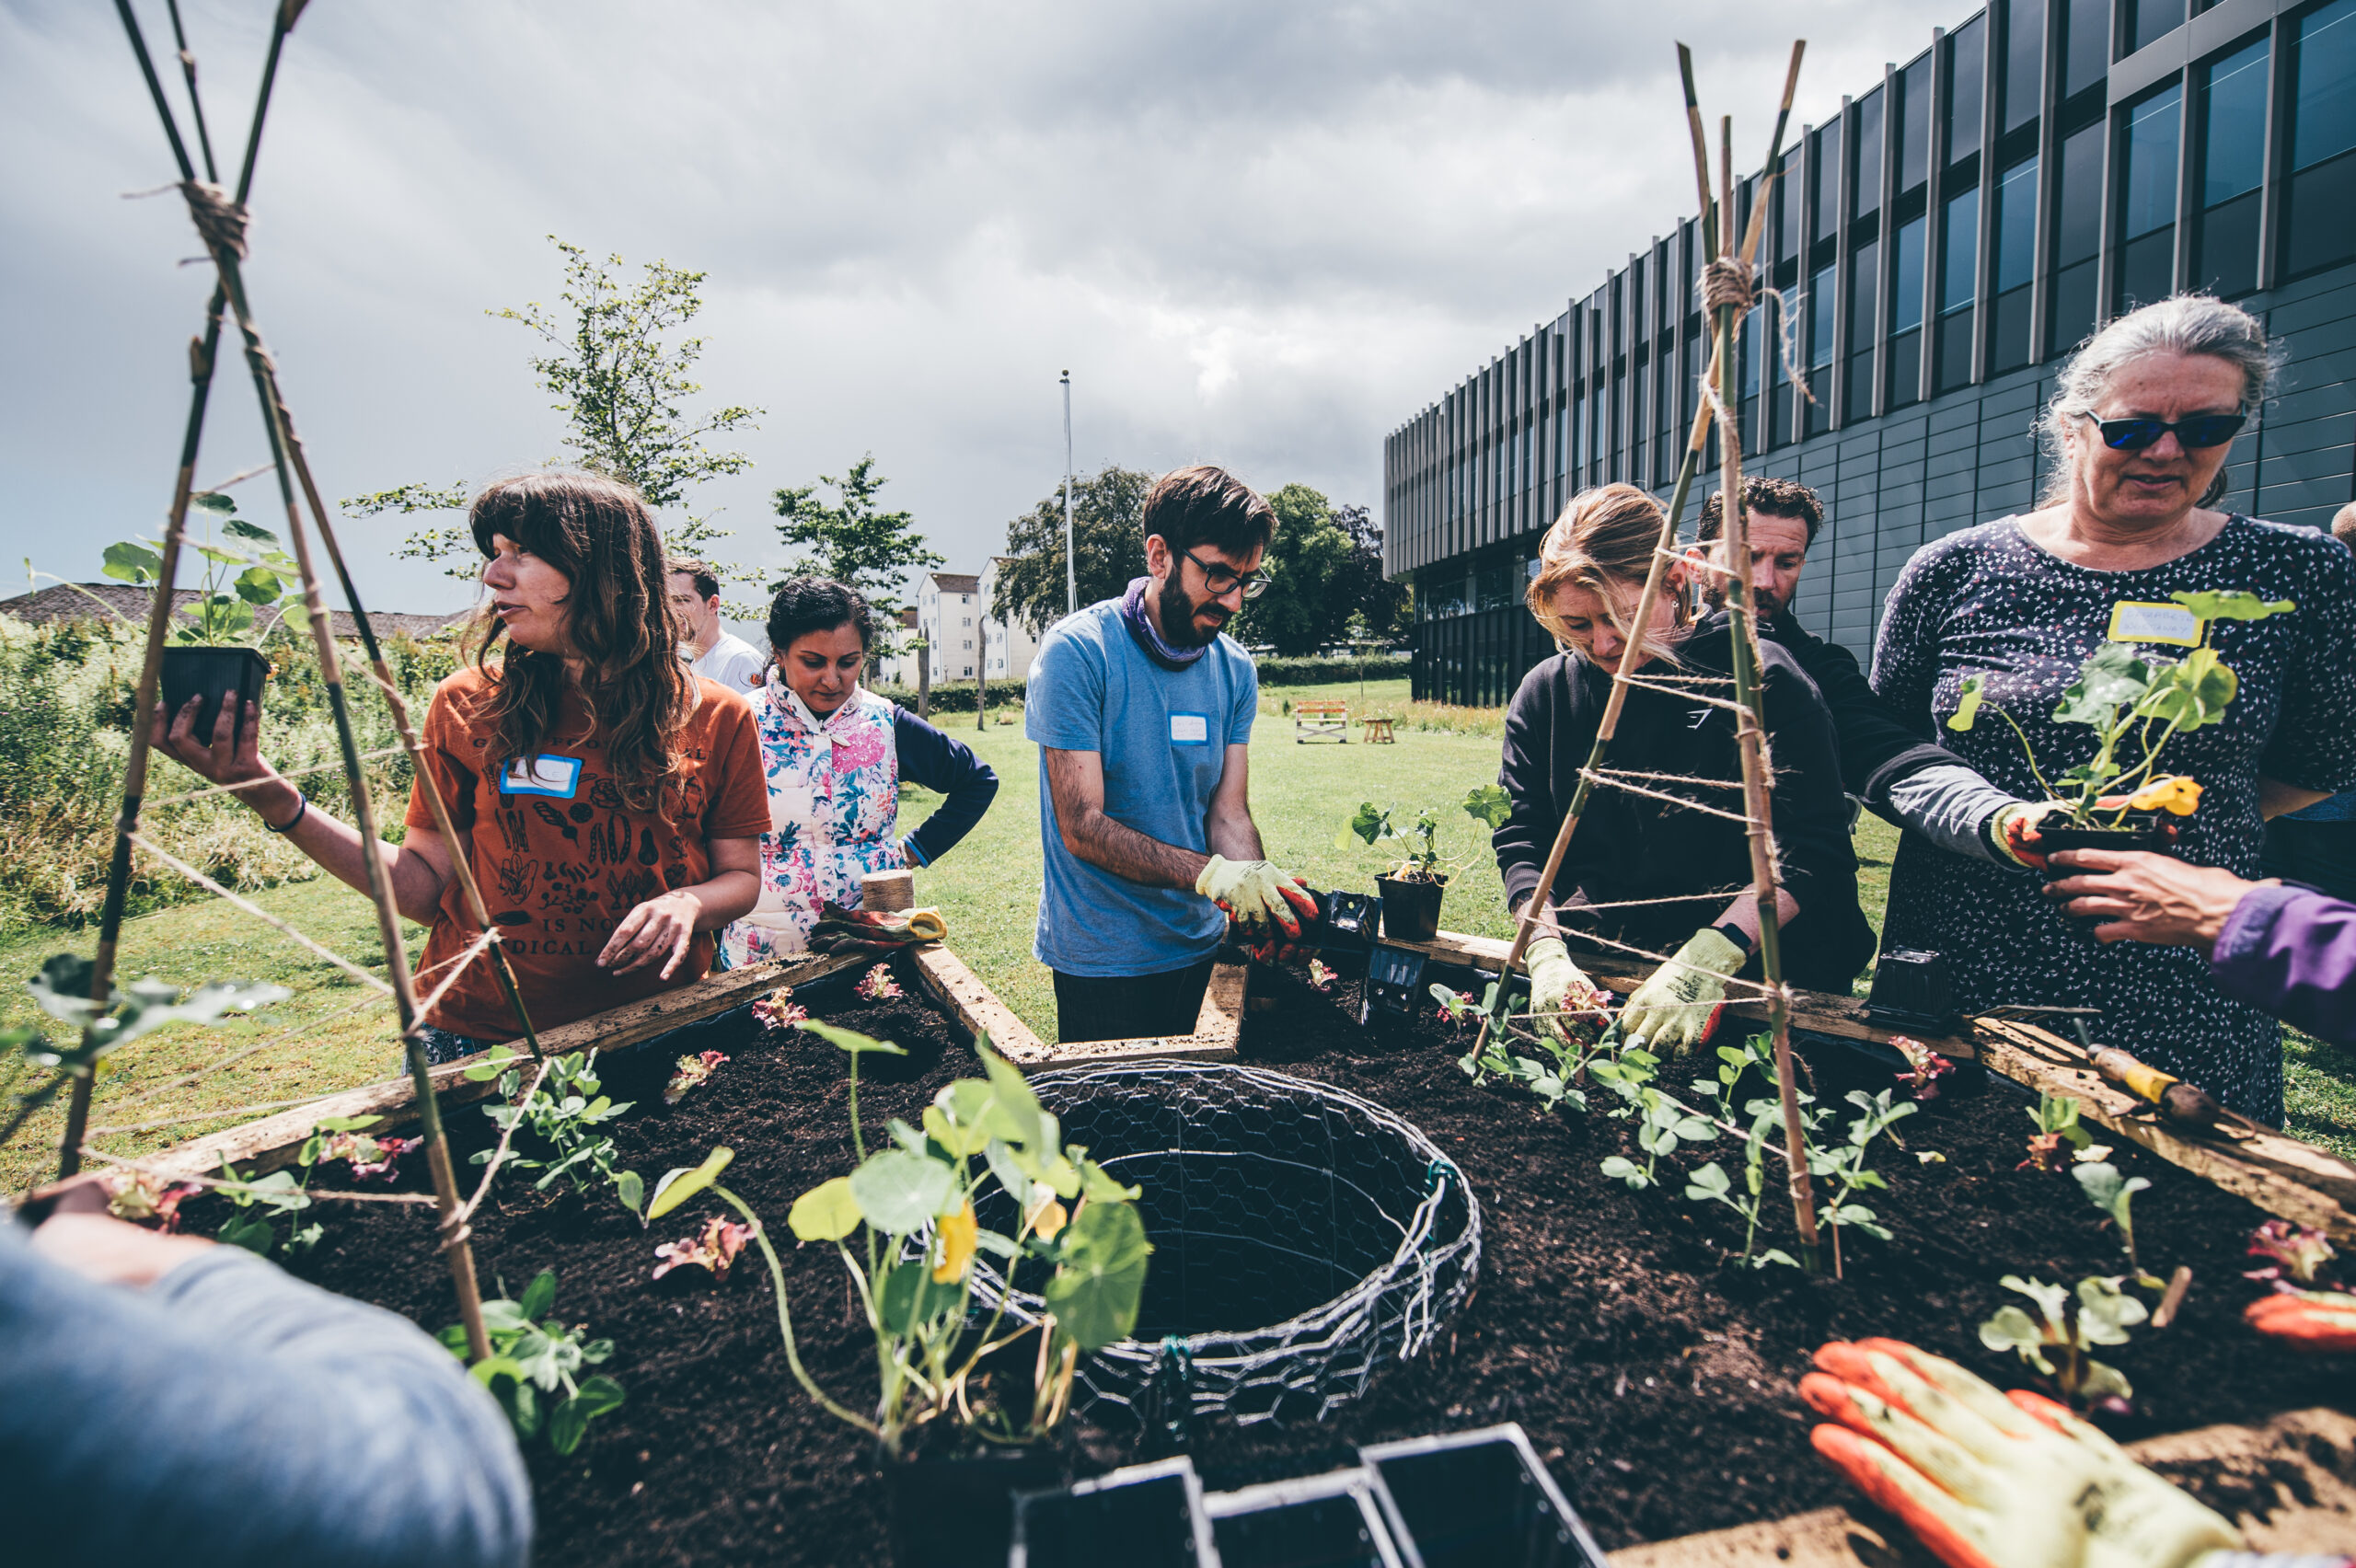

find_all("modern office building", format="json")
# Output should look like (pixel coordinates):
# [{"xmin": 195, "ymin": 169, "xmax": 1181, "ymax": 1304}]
[{"xmin": 1384, "ymin": 0, "xmax": 2356, "ymax": 704}]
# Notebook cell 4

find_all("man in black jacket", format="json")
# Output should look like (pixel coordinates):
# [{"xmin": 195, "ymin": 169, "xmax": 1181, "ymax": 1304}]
[{"xmin": 1689, "ymin": 478, "xmax": 2042, "ymax": 867}]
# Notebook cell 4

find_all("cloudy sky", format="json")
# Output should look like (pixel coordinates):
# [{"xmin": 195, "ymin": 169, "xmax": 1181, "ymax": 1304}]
[{"xmin": 4, "ymin": 0, "xmax": 1960, "ymax": 621}]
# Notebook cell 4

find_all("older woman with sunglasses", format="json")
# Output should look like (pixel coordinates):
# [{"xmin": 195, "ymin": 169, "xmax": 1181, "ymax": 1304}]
[{"xmin": 1869, "ymin": 295, "xmax": 2356, "ymax": 1123}]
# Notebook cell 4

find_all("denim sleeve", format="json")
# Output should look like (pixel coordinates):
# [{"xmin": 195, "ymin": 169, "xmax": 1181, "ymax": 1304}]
[
  {"xmin": 0, "ymin": 1225, "xmax": 532, "ymax": 1568},
  {"xmin": 895, "ymin": 708, "xmax": 999, "ymax": 865}
]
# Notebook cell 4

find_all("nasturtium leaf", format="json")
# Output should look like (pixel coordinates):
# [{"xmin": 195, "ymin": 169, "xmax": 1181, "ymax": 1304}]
[
  {"xmin": 797, "ymin": 1019, "xmax": 907, "ymax": 1056},
  {"xmin": 1462, "ymin": 782, "xmax": 1512, "ymax": 831},
  {"xmin": 1946, "ymin": 674, "xmax": 1985, "ymax": 732},
  {"xmin": 29, "ymin": 953, "xmax": 100, "ymax": 1023},
  {"xmin": 233, "ymin": 565, "xmax": 283, "ymax": 605},
  {"xmin": 879, "ymin": 1257, "xmax": 968, "ymax": 1333},
  {"xmin": 101, "ymin": 541, "xmax": 163, "ymax": 583},
  {"xmin": 922, "ymin": 1102, "xmax": 991, "ymax": 1159},
  {"xmin": 982, "ymin": 1137, "xmax": 1030, "ymax": 1204},
  {"xmin": 646, "ymin": 1146, "xmax": 734, "ymax": 1219},
  {"xmin": 519, "ymin": 1269, "xmax": 558, "ymax": 1323},
  {"xmin": 787, "ymin": 1175, "xmax": 862, "ymax": 1241},
  {"xmin": 1336, "ymin": 801, "xmax": 1390, "ymax": 849},
  {"xmin": 2052, "ymin": 642, "xmax": 2154, "ymax": 726},
  {"xmin": 2169, "ymin": 589, "xmax": 2293, "ymax": 623},
  {"xmin": 849, "ymin": 1148, "xmax": 954, "ymax": 1235},
  {"xmin": 193, "ymin": 542, "xmax": 254, "ymax": 569},
  {"xmin": 222, "ymin": 516, "xmax": 276, "ymax": 543},
  {"xmin": 191, "ymin": 490, "xmax": 237, "ymax": 514},
  {"xmin": 1077, "ymin": 1156, "xmax": 1141, "ymax": 1203},
  {"xmin": 976, "ymin": 1045, "xmax": 1045, "ymax": 1147},
  {"xmin": 1043, "ymin": 1200, "xmax": 1151, "ymax": 1352}
]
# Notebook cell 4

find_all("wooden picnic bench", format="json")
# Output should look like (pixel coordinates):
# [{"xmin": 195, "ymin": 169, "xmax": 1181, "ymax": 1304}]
[
  {"xmin": 1294, "ymin": 698, "xmax": 1348, "ymax": 743},
  {"xmin": 1361, "ymin": 716, "xmax": 1396, "ymax": 743}
]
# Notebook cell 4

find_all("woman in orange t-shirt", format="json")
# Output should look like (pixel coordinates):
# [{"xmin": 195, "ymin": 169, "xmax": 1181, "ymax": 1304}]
[{"xmin": 156, "ymin": 471, "xmax": 767, "ymax": 1060}]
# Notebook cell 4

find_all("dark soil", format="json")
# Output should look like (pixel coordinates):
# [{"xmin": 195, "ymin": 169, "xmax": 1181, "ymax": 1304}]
[{"xmin": 192, "ymin": 951, "xmax": 2355, "ymax": 1562}]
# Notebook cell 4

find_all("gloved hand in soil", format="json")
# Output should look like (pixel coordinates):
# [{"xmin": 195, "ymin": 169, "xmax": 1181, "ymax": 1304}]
[
  {"xmin": 1617, "ymin": 927, "xmax": 1746, "ymax": 1055},
  {"xmin": 1799, "ymin": 1337, "xmax": 2242, "ymax": 1568},
  {"xmin": 2246, "ymin": 1288, "xmax": 2356, "ymax": 1354},
  {"xmin": 1524, "ymin": 936, "xmax": 1604, "ymax": 1043},
  {"xmin": 1195, "ymin": 856, "xmax": 1321, "ymax": 949},
  {"xmin": 807, "ymin": 902, "xmax": 948, "ymax": 954}
]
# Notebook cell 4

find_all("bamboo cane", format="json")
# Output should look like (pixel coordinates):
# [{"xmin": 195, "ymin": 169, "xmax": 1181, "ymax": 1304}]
[{"xmin": 109, "ymin": 0, "xmax": 493, "ymax": 1355}]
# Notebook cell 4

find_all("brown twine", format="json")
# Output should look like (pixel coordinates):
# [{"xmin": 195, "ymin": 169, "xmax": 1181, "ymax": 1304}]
[
  {"xmin": 124, "ymin": 831, "xmax": 395, "ymax": 995},
  {"xmin": 453, "ymin": 1053, "xmax": 556, "ymax": 1228},
  {"xmin": 1701, "ymin": 257, "xmax": 1757, "ymax": 315},
  {"xmin": 1588, "ymin": 767, "xmax": 1746, "ymax": 790},
  {"xmin": 179, "ymin": 179, "xmax": 249, "ymax": 261},
  {"xmin": 141, "ymin": 746, "xmax": 405, "ymax": 811},
  {"xmin": 1604, "ymin": 674, "xmax": 1755, "ymax": 715},
  {"xmin": 1577, "ymin": 769, "xmax": 1758, "ymax": 825},
  {"xmin": 1521, "ymin": 909, "xmax": 1780, "ymax": 1000}
]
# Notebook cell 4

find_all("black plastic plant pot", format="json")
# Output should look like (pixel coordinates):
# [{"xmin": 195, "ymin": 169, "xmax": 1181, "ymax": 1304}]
[
  {"xmin": 1375, "ymin": 874, "xmax": 1446, "ymax": 943},
  {"xmin": 158, "ymin": 645, "xmax": 268, "ymax": 744},
  {"xmin": 1206, "ymin": 1470, "xmax": 1407, "ymax": 1568},
  {"xmin": 2033, "ymin": 813, "xmax": 2177, "ymax": 859},
  {"xmin": 1360, "ymin": 1424, "xmax": 1611, "ymax": 1568},
  {"xmin": 882, "ymin": 1446, "xmax": 1067, "ymax": 1568},
  {"xmin": 1010, "ymin": 1458, "xmax": 1217, "ymax": 1568}
]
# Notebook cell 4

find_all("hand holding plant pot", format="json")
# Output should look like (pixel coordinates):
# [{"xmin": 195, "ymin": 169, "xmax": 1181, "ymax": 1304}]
[
  {"xmin": 107, "ymin": 490, "xmax": 306, "ymax": 742},
  {"xmin": 1949, "ymin": 590, "xmax": 2292, "ymax": 868}
]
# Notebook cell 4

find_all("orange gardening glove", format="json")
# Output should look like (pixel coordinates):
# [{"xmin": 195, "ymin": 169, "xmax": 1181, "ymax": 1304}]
[
  {"xmin": 1798, "ymin": 1338, "xmax": 2240, "ymax": 1568},
  {"xmin": 2245, "ymin": 1288, "xmax": 2356, "ymax": 1354}
]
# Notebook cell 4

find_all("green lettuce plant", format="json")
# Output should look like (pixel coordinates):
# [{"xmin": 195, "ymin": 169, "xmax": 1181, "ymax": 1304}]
[
  {"xmin": 1979, "ymin": 1274, "xmax": 2146, "ymax": 1409},
  {"xmin": 648, "ymin": 1023, "xmax": 1151, "ymax": 1458},
  {"xmin": 1946, "ymin": 589, "xmax": 2293, "ymax": 827}
]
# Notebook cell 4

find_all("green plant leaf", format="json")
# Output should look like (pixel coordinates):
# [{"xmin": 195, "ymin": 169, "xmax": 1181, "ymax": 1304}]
[
  {"xmin": 548, "ymin": 1397, "xmax": 591, "ymax": 1456},
  {"xmin": 2052, "ymin": 641, "xmax": 2154, "ymax": 726},
  {"xmin": 1077, "ymin": 1156, "xmax": 1140, "ymax": 1203},
  {"xmin": 233, "ymin": 566, "xmax": 283, "ymax": 606},
  {"xmin": 797, "ymin": 1019, "xmax": 907, "ymax": 1056},
  {"xmin": 848, "ymin": 1148, "xmax": 954, "ymax": 1235},
  {"xmin": 614, "ymin": 1169, "xmax": 644, "ymax": 1216},
  {"xmin": 191, "ymin": 490, "xmax": 237, "ymax": 514},
  {"xmin": 1338, "ymin": 801, "xmax": 1391, "ymax": 849},
  {"xmin": 2000, "ymin": 1274, "xmax": 2072, "ymax": 1332},
  {"xmin": 216, "ymin": 1213, "xmax": 274, "ymax": 1254},
  {"xmin": 221, "ymin": 516, "xmax": 277, "ymax": 543},
  {"xmin": 1978, "ymin": 1304, "xmax": 2045, "ymax": 1356},
  {"xmin": 1461, "ymin": 783, "xmax": 1512, "ymax": 831},
  {"xmin": 1946, "ymin": 673, "xmax": 1985, "ymax": 732},
  {"xmin": 647, "ymin": 1146, "xmax": 735, "ymax": 1219},
  {"xmin": 878, "ymin": 1258, "xmax": 969, "ymax": 1333},
  {"xmin": 2078, "ymin": 1356, "xmax": 2133, "ymax": 1403},
  {"xmin": 1683, "ymin": 1161, "xmax": 1732, "ymax": 1201},
  {"xmin": 787, "ymin": 1175, "xmax": 864, "ymax": 1241},
  {"xmin": 573, "ymin": 1374, "xmax": 625, "ymax": 1418},
  {"xmin": 101, "ymin": 540, "xmax": 164, "ymax": 583},
  {"xmin": 1044, "ymin": 1200, "xmax": 1150, "ymax": 1352},
  {"xmin": 1598, "ymin": 1155, "xmax": 1647, "ymax": 1189},
  {"xmin": 2075, "ymin": 1275, "xmax": 2149, "ymax": 1345},
  {"xmin": 519, "ymin": 1270, "xmax": 558, "ymax": 1323},
  {"xmin": 2168, "ymin": 589, "xmax": 2293, "ymax": 623}
]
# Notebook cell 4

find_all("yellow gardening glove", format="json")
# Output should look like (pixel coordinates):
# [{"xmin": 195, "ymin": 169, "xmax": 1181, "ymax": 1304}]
[
  {"xmin": 1801, "ymin": 1338, "xmax": 2241, "ymax": 1568},
  {"xmin": 1989, "ymin": 801, "xmax": 2073, "ymax": 870},
  {"xmin": 1194, "ymin": 855, "xmax": 1321, "ymax": 939},
  {"xmin": 1619, "ymin": 927, "xmax": 1747, "ymax": 1055},
  {"xmin": 1523, "ymin": 936, "xmax": 1598, "ymax": 1043}
]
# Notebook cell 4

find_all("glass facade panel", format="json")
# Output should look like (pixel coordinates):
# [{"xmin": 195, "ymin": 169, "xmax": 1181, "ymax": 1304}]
[
  {"xmin": 1813, "ymin": 122, "xmax": 1842, "ymax": 241},
  {"xmin": 1948, "ymin": 14, "xmax": 1987, "ymax": 164},
  {"xmin": 1938, "ymin": 187, "xmax": 1979, "ymax": 392},
  {"xmin": 2063, "ymin": 0, "xmax": 2109, "ymax": 98},
  {"xmin": 1888, "ymin": 216, "xmax": 1927, "ymax": 406},
  {"xmin": 1900, "ymin": 54, "xmax": 1933, "ymax": 190},
  {"xmin": 1992, "ymin": 155, "xmax": 2038, "ymax": 371},
  {"xmin": 2198, "ymin": 36, "xmax": 2268, "ymax": 297},
  {"xmin": 2286, "ymin": 0, "xmax": 2356, "ymax": 278},
  {"xmin": 1854, "ymin": 88, "xmax": 1886, "ymax": 218},
  {"xmin": 2128, "ymin": 0, "xmax": 2186, "ymax": 55},
  {"xmin": 2117, "ymin": 85, "xmax": 2182, "ymax": 310},
  {"xmin": 2050, "ymin": 122, "xmax": 2103, "ymax": 355},
  {"xmin": 2004, "ymin": 0, "xmax": 2047, "ymax": 133},
  {"xmin": 1778, "ymin": 147, "xmax": 1804, "ymax": 260},
  {"xmin": 1847, "ymin": 238, "xmax": 1880, "ymax": 421},
  {"xmin": 1807, "ymin": 262, "xmax": 1836, "ymax": 434}
]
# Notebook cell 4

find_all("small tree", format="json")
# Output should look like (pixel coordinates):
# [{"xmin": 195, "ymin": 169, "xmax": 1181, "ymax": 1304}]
[
  {"xmin": 1330, "ymin": 503, "xmax": 1411, "ymax": 644},
  {"xmin": 992, "ymin": 466, "xmax": 1152, "ymax": 636},
  {"xmin": 345, "ymin": 237, "xmax": 761, "ymax": 576},
  {"xmin": 1235, "ymin": 484, "xmax": 1353, "ymax": 656},
  {"xmin": 772, "ymin": 455, "xmax": 942, "ymax": 656}
]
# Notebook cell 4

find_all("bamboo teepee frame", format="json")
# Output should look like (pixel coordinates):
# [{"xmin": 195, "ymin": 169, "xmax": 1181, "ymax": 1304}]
[{"xmin": 1481, "ymin": 41, "xmax": 1823, "ymax": 1266}]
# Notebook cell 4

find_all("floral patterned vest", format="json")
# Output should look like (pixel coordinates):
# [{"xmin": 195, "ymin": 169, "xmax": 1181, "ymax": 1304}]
[{"xmin": 718, "ymin": 677, "xmax": 904, "ymax": 965}]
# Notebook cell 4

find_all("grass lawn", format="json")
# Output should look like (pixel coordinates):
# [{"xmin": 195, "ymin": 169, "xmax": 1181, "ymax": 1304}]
[{"xmin": 8, "ymin": 679, "xmax": 2352, "ymax": 1187}]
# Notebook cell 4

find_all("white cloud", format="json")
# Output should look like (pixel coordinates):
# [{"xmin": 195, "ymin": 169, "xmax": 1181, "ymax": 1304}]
[{"xmin": 1, "ymin": 0, "xmax": 1959, "ymax": 619}]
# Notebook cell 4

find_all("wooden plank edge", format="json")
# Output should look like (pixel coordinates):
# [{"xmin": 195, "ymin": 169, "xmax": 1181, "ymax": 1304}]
[
  {"xmin": 996, "ymin": 961, "xmax": 1247, "ymax": 1070},
  {"xmin": 1403, "ymin": 928, "xmax": 1980, "ymax": 1061},
  {"xmin": 110, "ymin": 952, "xmax": 861, "ymax": 1184},
  {"xmin": 907, "ymin": 944, "xmax": 1049, "ymax": 1057}
]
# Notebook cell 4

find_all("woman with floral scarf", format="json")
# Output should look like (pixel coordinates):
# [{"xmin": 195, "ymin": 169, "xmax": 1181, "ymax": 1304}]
[{"xmin": 719, "ymin": 578, "xmax": 999, "ymax": 963}]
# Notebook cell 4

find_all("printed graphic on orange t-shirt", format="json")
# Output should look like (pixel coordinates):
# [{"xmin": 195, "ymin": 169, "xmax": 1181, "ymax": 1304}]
[{"xmin": 403, "ymin": 667, "xmax": 768, "ymax": 1040}]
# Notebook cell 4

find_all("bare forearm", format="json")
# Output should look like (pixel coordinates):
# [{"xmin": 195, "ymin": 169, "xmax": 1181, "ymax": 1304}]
[
  {"xmin": 681, "ymin": 870, "xmax": 759, "ymax": 928},
  {"xmin": 241, "ymin": 776, "xmax": 445, "ymax": 924},
  {"xmin": 1716, "ymin": 887, "xmax": 1801, "ymax": 942},
  {"xmin": 1205, "ymin": 807, "xmax": 1264, "ymax": 861},
  {"xmin": 1064, "ymin": 808, "xmax": 1208, "ymax": 892}
]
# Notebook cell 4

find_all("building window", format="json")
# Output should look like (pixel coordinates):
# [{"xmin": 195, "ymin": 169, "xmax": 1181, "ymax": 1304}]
[
  {"xmin": 2284, "ymin": 0, "xmax": 2356, "ymax": 280},
  {"xmin": 1991, "ymin": 156, "xmax": 2039, "ymax": 372},
  {"xmin": 1854, "ymin": 87, "xmax": 1886, "ymax": 221},
  {"xmin": 1948, "ymin": 13, "xmax": 1988, "ymax": 165},
  {"xmin": 2115, "ymin": 84, "xmax": 2183, "ymax": 312},
  {"xmin": 2062, "ymin": 0, "xmax": 2109, "ymax": 99},
  {"xmin": 2050, "ymin": 122, "xmax": 2104, "ymax": 354},
  {"xmin": 1778, "ymin": 147, "xmax": 1804, "ymax": 260},
  {"xmin": 1813, "ymin": 122, "xmax": 1842, "ymax": 243},
  {"xmin": 2196, "ymin": 36, "xmax": 2268, "ymax": 298},
  {"xmin": 1740, "ymin": 303, "xmax": 1762, "ymax": 442},
  {"xmin": 1846, "ymin": 238, "xmax": 1880, "ymax": 422},
  {"xmin": 1807, "ymin": 262, "xmax": 1837, "ymax": 435},
  {"xmin": 2002, "ymin": 0, "xmax": 2047, "ymax": 135},
  {"xmin": 1898, "ymin": 53, "xmax": 1933, "ymax": 192},
  {"xmin": 1937, "ymin": 187, "xmax": 1980, "ymax": 391},
  {"xmin": 2127, "ymin": 0, "xmax": 2186, "ymax": 56},
  {"xmin": 1888, "ymin": 217, "xmax": 1927, "ymax": 408}
]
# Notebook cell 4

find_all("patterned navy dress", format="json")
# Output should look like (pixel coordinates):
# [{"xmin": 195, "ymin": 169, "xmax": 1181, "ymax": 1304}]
[{"xmin": 1870, "ymin": 515, "xmax": 2356, "ymax": 1123}]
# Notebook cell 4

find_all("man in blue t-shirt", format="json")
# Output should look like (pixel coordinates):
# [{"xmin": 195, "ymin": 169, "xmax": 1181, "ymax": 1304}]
[{"xmin": 1025, "ymin": 465, "xmax": 1321, "ymax": 1042}]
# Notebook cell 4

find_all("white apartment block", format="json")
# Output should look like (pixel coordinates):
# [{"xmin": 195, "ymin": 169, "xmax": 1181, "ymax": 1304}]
[{"xmin": 879, "ymin": 564, "xmax": 1040, "ymax": 692}]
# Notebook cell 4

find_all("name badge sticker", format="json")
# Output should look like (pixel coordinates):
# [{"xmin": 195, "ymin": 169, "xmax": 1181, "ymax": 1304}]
[
  {"xmin": 2108, "ymin": 601, "xmax": 2203, "ymax": 646},
  {"xmin": 1169, "ymin": 712, "xmax": 1210, "ymax": 746},
  {"xmin": 499, "ymin": 755, "xmax": 584, "ymax": 799}
]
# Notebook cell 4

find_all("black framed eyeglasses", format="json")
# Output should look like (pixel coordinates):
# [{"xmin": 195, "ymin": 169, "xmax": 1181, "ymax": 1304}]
[
  {"xmin": 2080, "ymin": 409, "xmax": 2247, "ymax": 452},
  {"xmin": 1183, "ymin": 547, "xmax": 1269, "ymax": 600}
]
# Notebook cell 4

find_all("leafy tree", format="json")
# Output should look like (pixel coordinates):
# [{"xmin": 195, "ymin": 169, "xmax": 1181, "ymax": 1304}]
[
  {"xmin": 991, "ymin": 466, "xmax": 1152, "ymax": 636},
  {"xmin": 344, "ymin": 236, "xmax": 761, "ymax": 576},
  {"xmin": 1330, "ymin": 503, "xmax": 1412, "ymax": 644},
  {"xmin": 772, "ymin": 455, "xmax": 942, "ymax": 654},
  {"xmin": 1235, "ymin": 484, "xmax": 1354, "ymax": 656}
]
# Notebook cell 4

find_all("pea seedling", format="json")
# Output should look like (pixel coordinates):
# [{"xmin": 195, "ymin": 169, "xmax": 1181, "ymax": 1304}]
[
  {"xmin": 468, "ymin": 1047, "xmax": 645, "ymax": 1216},
  {"xmin": 440, "ymin": 1269, "xmax": 624, "ymax": 1456}
]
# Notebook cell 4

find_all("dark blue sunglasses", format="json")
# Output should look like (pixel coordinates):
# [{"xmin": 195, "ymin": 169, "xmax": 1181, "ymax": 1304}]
[{"xmin": 2085, "ymin": 409, "xmax": 2247, "ymax": 452}]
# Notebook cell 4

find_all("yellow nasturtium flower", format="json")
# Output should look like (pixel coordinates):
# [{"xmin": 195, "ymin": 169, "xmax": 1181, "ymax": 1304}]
[
  {"xmin": 1027, "ymin": 1190, "xmax": 1068, "ymax": 1241},
  {"xmin": 931, "ymin": 1201, "xmax": 978, "ymax": 1284},
  {"xmin": 2127, "ymin": 775, "xmax": 2203, "ymax": 816}
]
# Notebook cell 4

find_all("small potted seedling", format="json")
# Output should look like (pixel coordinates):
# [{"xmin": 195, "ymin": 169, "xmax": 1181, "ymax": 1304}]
[
  {"xmin": 103, "ymin": 490, "xmax": 307, "ymax": 740},
  {"xmin": 1338, "ymin": 785, "xmax": 1512, "ymax": 943},
  {"xmin": 1946, "ymin": 590, "xmax": 2293, "ymax": 856}
]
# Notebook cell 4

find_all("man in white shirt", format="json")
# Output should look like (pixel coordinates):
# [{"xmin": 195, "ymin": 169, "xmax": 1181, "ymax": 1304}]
[{"xmin": 667, "ymin": 559, "xmax": 768, "ymax": 694}]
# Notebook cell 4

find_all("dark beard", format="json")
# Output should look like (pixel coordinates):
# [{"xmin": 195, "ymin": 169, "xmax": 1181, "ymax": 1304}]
[{"xmin": 1156, "ymin": 574, "xmax": 1226, "ymax": 649}]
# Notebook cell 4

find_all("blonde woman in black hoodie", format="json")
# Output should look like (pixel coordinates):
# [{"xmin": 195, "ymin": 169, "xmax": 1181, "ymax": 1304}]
[{"xmin": 1493, "ymin": 483, "xmax": 1875, "ymax": 1052}]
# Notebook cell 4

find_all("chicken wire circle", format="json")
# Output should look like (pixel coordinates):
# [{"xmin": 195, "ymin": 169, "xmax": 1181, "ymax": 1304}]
[{"xmin": 972, "ymin": 1061, "xmax": 1481, "ymax": 1432}]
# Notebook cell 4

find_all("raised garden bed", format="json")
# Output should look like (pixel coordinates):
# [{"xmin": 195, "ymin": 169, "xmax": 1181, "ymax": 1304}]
[{"xmin": 155, "ymin": 941, "xmax": 2356, "ymax": 1562}]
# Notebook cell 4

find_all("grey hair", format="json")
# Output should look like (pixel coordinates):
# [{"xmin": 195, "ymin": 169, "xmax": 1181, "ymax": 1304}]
[{"xmin": 2038, "ymin": 294, "xmax": 2283, "ymax": 508}]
